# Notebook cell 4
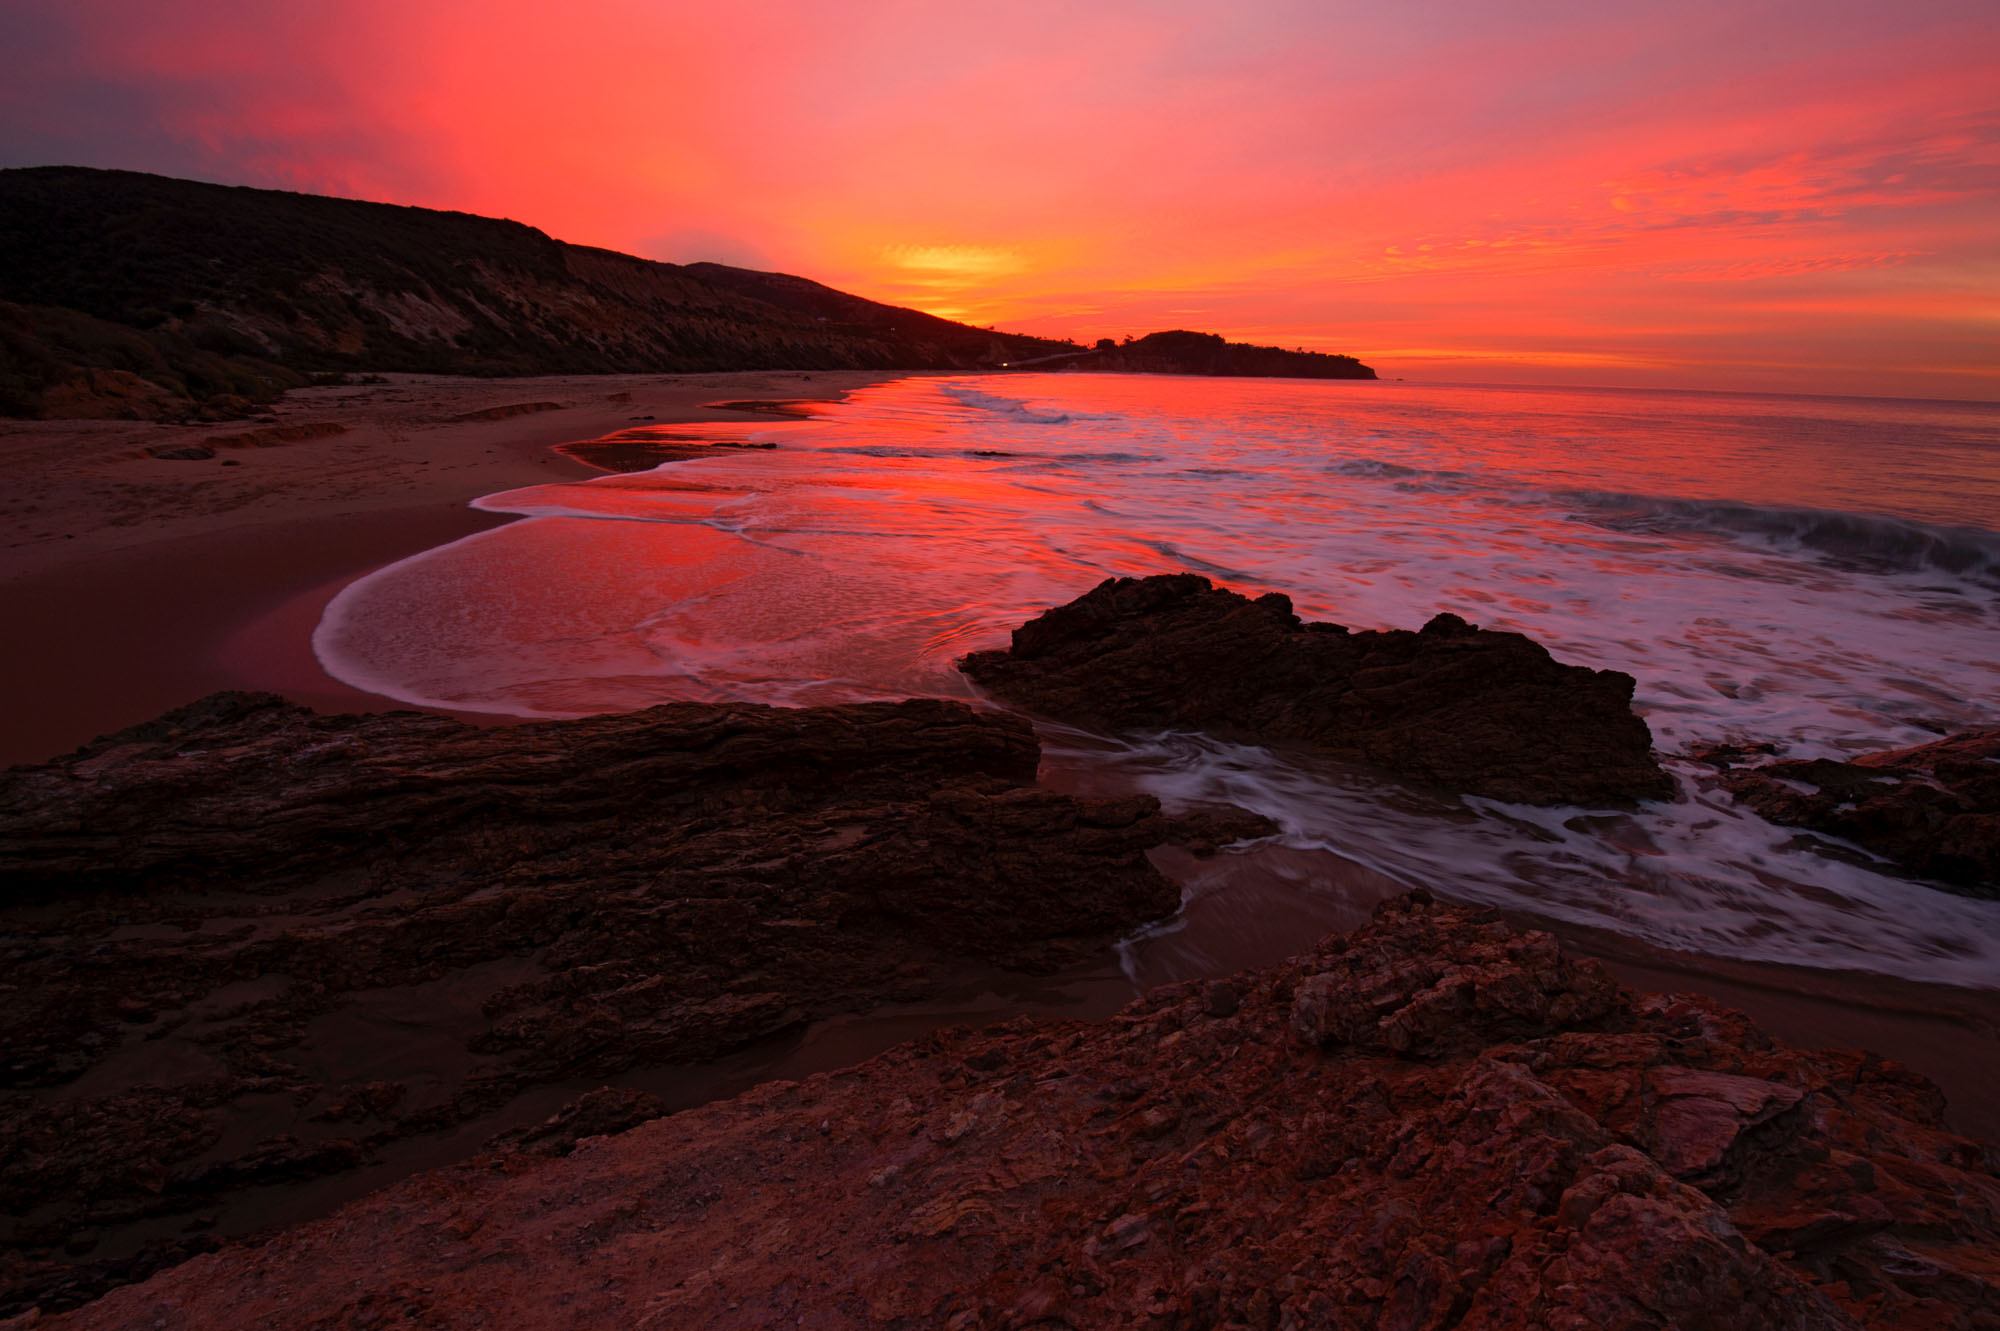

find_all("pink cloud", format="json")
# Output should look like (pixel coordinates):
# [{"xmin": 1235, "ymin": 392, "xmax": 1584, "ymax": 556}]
[{"xmin": 3, "ymin": 0, "xmax": 1996, "ymax": 396}]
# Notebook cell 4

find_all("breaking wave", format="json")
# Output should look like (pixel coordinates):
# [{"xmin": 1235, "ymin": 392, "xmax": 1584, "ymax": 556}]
[
  {"xmin": 942, "ymin": 384, "xmax": 1119, "ymax": 426},
  {"xmin": 1560, "ymin": 491, "xmax": 2000, "ymax": 585},
  {"xmin": 314, "ymin": 372, "xmax": 2000, "ymax": 988}
]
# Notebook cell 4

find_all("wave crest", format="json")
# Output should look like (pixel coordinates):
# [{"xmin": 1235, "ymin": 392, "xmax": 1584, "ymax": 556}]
[
  {"xmin": 1560, "ymin": 490, "xmax": 2000, "ymax": 584},
  {"xmin": 942, "ymin": 384, "xmax": 1119, "ymax": 425}
]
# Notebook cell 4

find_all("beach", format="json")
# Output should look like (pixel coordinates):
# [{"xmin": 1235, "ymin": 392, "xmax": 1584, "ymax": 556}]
[
  {"xmin": 0, "ymin": 369, "xmax": 903, "ymax": 765},
  {"xmin": 5, "ymin": 369, "xmax": 2000, "ymax": 1322},
  {"xmin": 6, "ymin": 375, "xmax": 1996, "ymax": 1130}
]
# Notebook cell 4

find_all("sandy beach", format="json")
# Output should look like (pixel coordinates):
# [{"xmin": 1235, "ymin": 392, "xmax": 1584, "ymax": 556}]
[
  {"xmin": 3, "ymin": 368, "xmax": 1996, "ymax": 1181},
  {"xmin": 0, "ymin": 369, "xmax": 904, "ymax": 766},
  {"xmin": 9, "ymin": 374, "xmax": 1988, "ymax": 1322}
]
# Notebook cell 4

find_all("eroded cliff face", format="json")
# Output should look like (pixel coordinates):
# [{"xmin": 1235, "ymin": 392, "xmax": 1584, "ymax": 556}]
[
  {"xmin": 0, "ymin": 693, "xmax": 1267, "ymax": 1314},
  {"xmin": 46, "ymin": 895, "xmax": 2000, "ymax": 1330},
  {"xmin": 961, "ymin": 574, "xmax": 1675, "ymax": 806}
]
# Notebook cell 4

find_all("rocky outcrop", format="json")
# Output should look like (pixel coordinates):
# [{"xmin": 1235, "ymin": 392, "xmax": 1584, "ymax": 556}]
[
  {"xmin": 1705, "ymin": 730, "xmax": 1999, "ymax": 894},
  {"xmin": 961, "ymin": 574, "xmax": 1674, "ymax": 806},
  {"xmin": 448, "ymin": 401, "xmax": 564, "ymax": 422},
  {"xmin": 0, "ymin": 693, "xmax": 1267, "ymax": 1315},
  {"xmin": 1014, "ymin": 328, "xmax": 1376, "ymax": 379},
  {"xmin": 46, "ymin": 895, "xmax": 2000, "ymax": 1330},
  {"xmin": 554, "ymin": 429, "xmax": 778, "ymax": 473}
]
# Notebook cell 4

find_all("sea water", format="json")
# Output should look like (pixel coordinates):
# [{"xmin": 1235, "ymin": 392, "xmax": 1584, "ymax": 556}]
[{"xmin": 314, "ymin": 375, "xmax": 2000, "ymax": 987}]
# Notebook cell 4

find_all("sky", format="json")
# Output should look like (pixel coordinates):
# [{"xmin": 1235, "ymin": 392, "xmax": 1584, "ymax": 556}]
[{"xmin": 4, "ymin": 0, "xmax": 1997, "ymax": 398}]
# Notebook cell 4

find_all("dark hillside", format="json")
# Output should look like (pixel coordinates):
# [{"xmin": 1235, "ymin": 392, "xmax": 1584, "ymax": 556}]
[
  {"xmin": 684, "ymin": 261, "xmax": 1035, "ymax": 364},
  {"xmin": 0, "ymin": 167, "xmax": 1078, "ymax": 418},
  {"xmin": 1031, "ymin": 329, "xmax": 1375, "ymax": 379},
  {"xmin": 0, "ymin": 168, "xmax": 1374, "ymax": 419}
]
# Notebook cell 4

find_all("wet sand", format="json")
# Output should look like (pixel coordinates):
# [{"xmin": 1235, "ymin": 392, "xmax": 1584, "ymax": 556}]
[{"xmin": 0, "ymin": 369, "xmax": 901, "ymax": 765}]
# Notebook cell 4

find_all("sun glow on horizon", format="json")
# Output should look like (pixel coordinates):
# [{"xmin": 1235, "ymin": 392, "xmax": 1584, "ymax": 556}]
[{"xmin": 3, "ymin": 0, "xmax": 1995, "ymax": 396}]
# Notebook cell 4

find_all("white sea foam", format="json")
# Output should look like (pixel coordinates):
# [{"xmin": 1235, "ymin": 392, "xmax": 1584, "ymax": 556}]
[
  {"xmin": 1052, "ymin": 729, "xmax": 2000, "ymax": 990},
  {"xmin": 313, "ymin": 374, "xmax": 2000, "ymax": 985}
]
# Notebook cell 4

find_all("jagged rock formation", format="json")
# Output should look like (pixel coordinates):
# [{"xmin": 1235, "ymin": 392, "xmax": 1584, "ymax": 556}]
[
  {"xmin": 46, "ymin": 895, "xmax": 2000, "ymax": 1330},
  {"xmin": 0, "ymin": 692, "xmax": 1268, "ymax": 1314},
  {"xmin": 1703, "ymin": 730, "xmax": 1999, "ymax": 895},
  {"xmin": 961, "ymin": 573, "xmax": 1674, "ymax": 806}
]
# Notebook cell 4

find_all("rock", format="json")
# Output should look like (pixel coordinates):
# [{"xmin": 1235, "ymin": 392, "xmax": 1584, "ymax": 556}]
[
  {"xmin": 554, "ymin": 432, "xmax": 780, "ymax": 474},
  {"xmin": 141, "ymin": 444, "xmax": 214, "ymax": 461},
  {"xmin": 191, "ymin": 394, "xmax": 255, "ymax": 422},
  {"xmin": 0, "ymin": 690, "xmax": 1039, "ymax": 894},
  {"xmin": 1158, "ymin": 805, "xmax": 1280, "ymax": 857},
  {"xmin": 35, "ymin": 370, "xmax": 183, "ymax": 422},
  {"xmin": 1643, "ymin": 1067, "xmax": 1805, "ymax": 1179},
  {"xmin": 0, "ymin": 694, "xmax": 1267, "ymax": 1313},
  {"xmin": 1711, "ymin": 730, "xmax": 1999, "ymax": 893},
  {"xmin": 960, "ymin": 574, "xmax": 1674, "ymax": 806},
  {"xmin": 448, "ymin": 402, "xmax": 564, "ymax": 423},
  {"xmin": 1289, "ymin": 891, "xmax": 1623, "ymax": 1057},
  {"xmin": 46, "ymin": 897, "xmax": 2000, "ymax": 1330},
  {"xmin": 487, "ymin": 1088, "xmax": 672, "ymax": 1158}
]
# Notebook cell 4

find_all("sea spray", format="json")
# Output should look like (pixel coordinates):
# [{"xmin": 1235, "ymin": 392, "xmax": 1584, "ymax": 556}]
[{"xmin": 314, "ymin": 374, "xmax": 2000, "ymax": 985}]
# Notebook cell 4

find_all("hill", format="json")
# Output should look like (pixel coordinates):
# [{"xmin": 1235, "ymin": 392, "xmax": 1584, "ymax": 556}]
[
  {"xmin": 1024, "ymin": 328, "xmax": 1374, "ymax": 379},
  {"xmin": 0, "ymin": 168, "xmax": 1079, "ymax": 419},
  {"xmin": 0, "ymin": 167, "xmax": 1375, "ymax": 420}
]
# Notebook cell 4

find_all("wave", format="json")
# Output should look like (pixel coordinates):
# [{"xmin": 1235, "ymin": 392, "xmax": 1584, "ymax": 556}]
[
  {"xmin": 1054, "ymin": 728, "xmax": 2000, "ymax": 990},
  {"xmin": 1055, "ymin": 451, "xmax": 1164, "ymax": 464},
  {"xmin": 1330, "ymin": 457, "xmax": 1424, "ymax": 479},
  {"xmin": 1558, "ymin": 490, "xmax": 2000, "ymax": 585},
  {"xmin": 942, "ymin": 384, "xmax": 1117, "ymax": 425},
  {"xmin": 1319, "ymin": 450, "xmax": 2000, "ymax": 586}
]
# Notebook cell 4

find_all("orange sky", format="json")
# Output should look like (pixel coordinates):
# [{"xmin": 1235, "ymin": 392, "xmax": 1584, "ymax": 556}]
[{"xmin": 4, "ymin": 0, "xmax": 1997, "ymax": 397}]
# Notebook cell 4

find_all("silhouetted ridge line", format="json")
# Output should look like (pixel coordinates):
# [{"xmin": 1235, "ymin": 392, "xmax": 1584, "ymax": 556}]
[
  {"xmin": 0, "ymin": 167, "xmax": 1073, "ymax": 418},
  {"xmin": 0, "ymin": 167, "xmax": 1376, "ymax": 419},
  {"xmin": 1019, "ymin": 328, "xmax": 1376, "ymax": 380}
]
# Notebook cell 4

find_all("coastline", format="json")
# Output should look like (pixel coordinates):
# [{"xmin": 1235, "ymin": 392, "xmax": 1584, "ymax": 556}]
[
  {"xmin": 6, "ymin": 368, "xmax": 1996, "ymax": 1086},
  {"xmin": 4, "ymin": 367, "xmax": 1999, "ymax": 1305},
  {"xmin": 0, "ymin": 369, "xmax": 905, "ymax": 765}
]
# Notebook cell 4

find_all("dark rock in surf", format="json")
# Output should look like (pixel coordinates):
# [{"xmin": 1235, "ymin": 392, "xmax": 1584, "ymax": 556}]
[
  {"xmin": 0, "ymin": 692, "xmax": 1262, "ymax": 1314},
  {"xmin": 1708, "ymin": 729, "xmax": 1999, "ymax": 894},
  {"xmin": 53, "ymin": 896, "xmax": 2000, "ymax": 1331},
  {"xmin": 960, "ymin": 573, "xmax": 1675, "ymax": 806}
]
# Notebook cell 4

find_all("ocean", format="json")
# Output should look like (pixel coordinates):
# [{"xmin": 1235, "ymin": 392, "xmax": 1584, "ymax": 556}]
[{"xmin": 314, "ymin": 375, "xmax": 2000, "ymax": 988}]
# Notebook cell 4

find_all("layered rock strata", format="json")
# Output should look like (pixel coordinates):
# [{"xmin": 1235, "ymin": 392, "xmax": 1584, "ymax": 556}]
[
  {"xmin": 1704, "ymin": 730, "xmax": 1999, "ymax": 895},
  {"xmin": 47, "ymin": 895, "xmax": 2000, "ymax": 1330},
  {"xmin": 960, "ymin": 574, "xmax": 1674, "ymax": 806},
  {"xmin": 0, "ymin": 693, "xmax": 1264, "ymax": 1314}
]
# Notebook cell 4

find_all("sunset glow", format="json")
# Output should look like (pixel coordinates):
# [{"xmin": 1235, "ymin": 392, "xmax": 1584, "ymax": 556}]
[{"xmin": 4, "ymin": 0, "xmax": 1995, "ymax": 396}]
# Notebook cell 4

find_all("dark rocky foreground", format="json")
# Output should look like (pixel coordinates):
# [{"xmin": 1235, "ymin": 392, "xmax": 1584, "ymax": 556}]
[
  {"xmin": 0, "ymin": 692, "xmax": 1269, "ymax": 1314},
  {"xmin": 1699, "ymin": 730, "xmax": 1999, "ymax": 896},
  {"xmin": 961, "ymin": 574, "xmax": 1675, "ymax": 806},
  {"xmin": 46, "ymin": 895, "xmax": 2000, "ymax": 1330}
]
